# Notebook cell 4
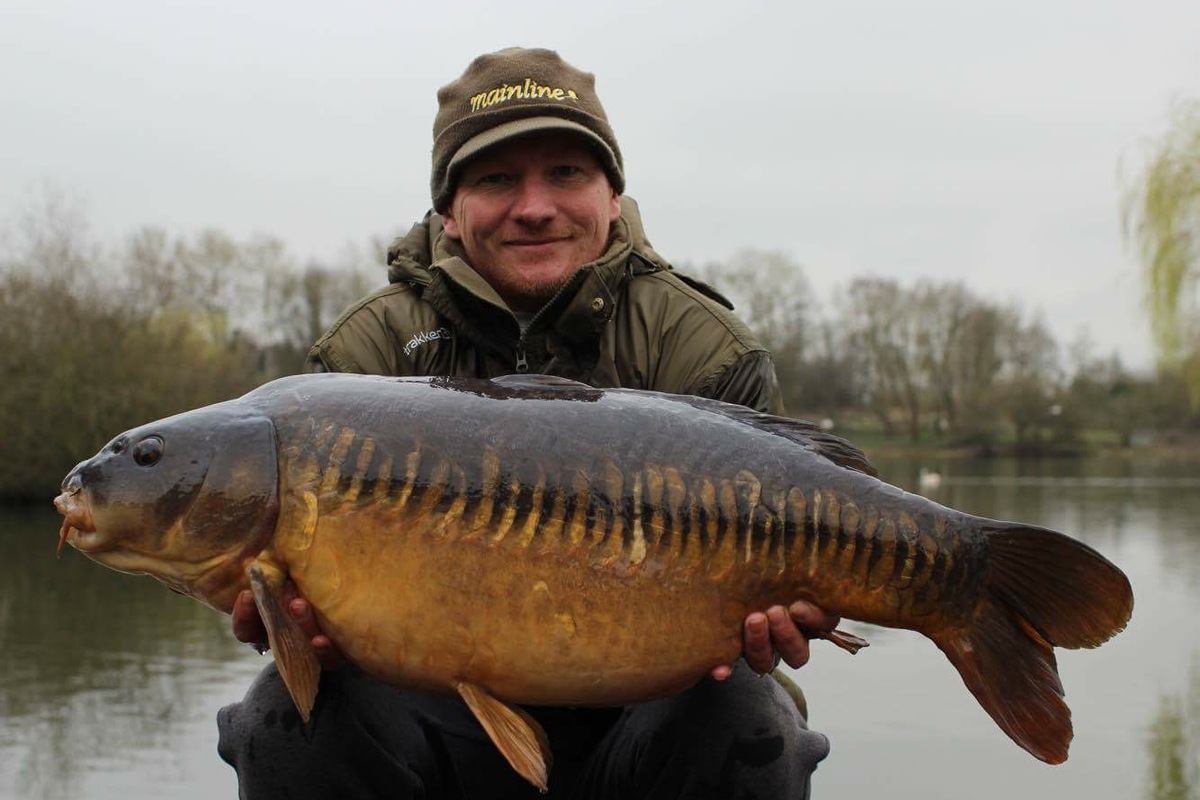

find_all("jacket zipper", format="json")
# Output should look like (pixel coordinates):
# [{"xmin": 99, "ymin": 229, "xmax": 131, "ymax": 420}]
[{"xmin": 514, "ymin": 344, "xmax": 529, "ymax": 373}]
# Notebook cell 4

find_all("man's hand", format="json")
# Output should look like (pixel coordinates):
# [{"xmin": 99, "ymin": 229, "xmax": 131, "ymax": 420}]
[
  {"xmin": 231, "ymin": 582, "xmax": 346, "ymax": 669},
  {"xmin": 709, "ymin": 601, "xmax": 840, "ymax": 680}
]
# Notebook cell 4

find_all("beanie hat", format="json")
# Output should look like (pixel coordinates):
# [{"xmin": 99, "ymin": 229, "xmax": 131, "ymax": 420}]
[{"xmin": 431, "ymin": 47, "xmax": 624, "ymax": 212}]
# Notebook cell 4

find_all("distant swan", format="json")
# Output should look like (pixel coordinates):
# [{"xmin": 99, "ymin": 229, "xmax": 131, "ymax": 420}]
[{"xmin": 919, "ymin": 468, "xmax": 942, "ymax": 491}]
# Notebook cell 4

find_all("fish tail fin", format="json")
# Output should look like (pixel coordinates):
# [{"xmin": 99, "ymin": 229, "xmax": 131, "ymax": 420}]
[{"xmin": 932, "ymin": 523, "xmax": 1133, "ymax": 764}]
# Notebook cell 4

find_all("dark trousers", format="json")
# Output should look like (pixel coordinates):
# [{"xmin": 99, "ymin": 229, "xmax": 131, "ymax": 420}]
[{"xmin": 217, "ymin": 661, "xmax": 829, "ymax": 799}]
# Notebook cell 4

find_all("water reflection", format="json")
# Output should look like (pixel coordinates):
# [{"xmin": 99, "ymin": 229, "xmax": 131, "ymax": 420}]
[
  {"xmin": 799, "ymin": 455, "xmax": 1200, "ymax": 800},
  {"xmin": 1144, "ymin": 660, "xmax": 1198, "ymax": 800},
  {"xmin": 878, "ymin": 455, "xmax": 1200, "ymax": 588},
  {"xmin": 2, "ymin": 455, "xmax": 1198, "ymax": 800},
  {"xmin": 0, "ymin": 506, "xmax": 262, "ymax": 800}
]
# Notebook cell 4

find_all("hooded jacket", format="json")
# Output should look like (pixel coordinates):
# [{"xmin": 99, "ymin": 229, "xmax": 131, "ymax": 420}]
[{"xmin": 307, "ymin": 197, "xmax": 783, "ymax": 413}]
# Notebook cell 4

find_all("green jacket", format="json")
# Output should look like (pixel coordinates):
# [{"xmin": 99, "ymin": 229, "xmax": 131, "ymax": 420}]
[{"xmin": 307, "ymin": 197, "xmax": 783, "ymax": 413}]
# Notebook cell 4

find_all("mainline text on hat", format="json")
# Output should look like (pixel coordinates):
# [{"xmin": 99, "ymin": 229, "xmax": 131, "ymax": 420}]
[{"xmin": 470, "ymin": 79, "xmax": 580, "ymax": 112}]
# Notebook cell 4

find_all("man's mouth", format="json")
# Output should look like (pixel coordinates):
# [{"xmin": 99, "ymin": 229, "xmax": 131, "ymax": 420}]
[{"xmin": 506, "ymin": 236, "xmax": 569, "ymax": 247}]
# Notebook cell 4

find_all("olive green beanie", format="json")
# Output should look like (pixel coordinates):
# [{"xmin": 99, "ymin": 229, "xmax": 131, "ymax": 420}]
[{"xmin": 431, "ymin": 47, "xmax": 625, "ymax": 212}]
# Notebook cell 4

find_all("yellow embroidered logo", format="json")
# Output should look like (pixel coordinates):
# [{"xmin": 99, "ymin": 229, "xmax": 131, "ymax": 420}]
[{"xmin": 470, "ymin": 78, "xmax": 579, "ymax": 112}]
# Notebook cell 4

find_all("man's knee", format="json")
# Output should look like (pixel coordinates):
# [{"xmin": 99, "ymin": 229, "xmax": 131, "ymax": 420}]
[
  {"xmin": 218, "ymin": 664, "xmax": 538, "ymax": 799},
  {"xmin": 619, "ymin": 662, "xmax": 830, "ymax": 798},
  {"xmin": 218, "ymin": 664, "xmax": 441, "ymax": 798}
]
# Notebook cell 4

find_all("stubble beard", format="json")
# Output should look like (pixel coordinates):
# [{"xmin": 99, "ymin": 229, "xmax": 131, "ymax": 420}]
[{"xmin": 494, "ymin": 268, "xmax": 575, "ymax": 313}]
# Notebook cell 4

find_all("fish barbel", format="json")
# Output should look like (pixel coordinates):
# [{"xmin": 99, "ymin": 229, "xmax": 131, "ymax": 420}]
[{"xmin": 52, "ymin": 373, "xmax": 1133, "ymax": 789}]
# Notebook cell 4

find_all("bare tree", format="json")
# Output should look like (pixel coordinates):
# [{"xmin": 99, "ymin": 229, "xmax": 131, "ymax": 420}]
[
  {"xmin": 123, "ymin": 226, "xmax": 181, "ymax": 314},
  {"xmin": 692, "ymin": 250, "xmax": 815, "ymax": 411},
  {"xmin": 836, "ymin": 277, "xmax": 926, "ymax": 438},
  {"xmin": 910, "ymin": 281, "xmax": 1009, "ymax": 442},
  {"xmin": 997, "ymin": 311, "xmax": 1063, "ymax": 448},
  {"xmin": 7, "ymin": 183, "xmax": 102, "ymax": 285}
]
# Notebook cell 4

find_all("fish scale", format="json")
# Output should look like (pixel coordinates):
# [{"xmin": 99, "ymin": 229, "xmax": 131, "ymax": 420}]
[{"xmin": 319, "ymin": 414, "xmax": 984, "ymax": 623}]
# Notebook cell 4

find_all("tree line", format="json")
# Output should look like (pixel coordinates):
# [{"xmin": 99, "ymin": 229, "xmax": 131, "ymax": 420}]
[
  {"xmin": 0, "ymin": 192, "xmax": 379, "ymax": 500},
  {"xmin": 693, "ymin": 251, "xmax": 1195, "ymax": 452},
  {"xmin": 0, "ymin": 192, "xmax": 1195, "ymax": 502}
]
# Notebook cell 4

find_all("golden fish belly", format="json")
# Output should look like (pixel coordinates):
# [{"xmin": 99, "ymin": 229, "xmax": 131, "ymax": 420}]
[
  {"xmin": 275, "ymin": 420, "xmax": 972, "ymax": 706},
  {"xmin": 287, "ymin": 507, "xmax": 755, "ymax": 705}
]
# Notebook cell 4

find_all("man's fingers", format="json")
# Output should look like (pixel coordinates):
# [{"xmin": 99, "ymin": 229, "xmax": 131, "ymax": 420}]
[
  {"xmin": 742, "ymin": 611, "xmax": 776, "ymax": 674},
  {"xmin": 767, "ymin": 605, "xmax": 811, "ymax": 669},
  {"xmin": 288, "ymin": 597, "xmax": 321, "ymax": 637},
  {"xmin": 708, "ymin": 664, "xmax": 734, "ymax": 681},
  {"xmin": 232, "ymin": 580, "xmax": 345, "ymax": 668},
  {"xmin": 312, "ymin": 635, "xmax": 347, "ymax": 669},
  {"xmin": 288, "ymin": 596, "xmax": 347, "ymax": 669},
  {"xmin": 788, "ymin": 600, "xmax": 841, "ymax": 633},
  {"xmin": 231, "ymin": 589, "xmax": 267, "ymax": 645}
]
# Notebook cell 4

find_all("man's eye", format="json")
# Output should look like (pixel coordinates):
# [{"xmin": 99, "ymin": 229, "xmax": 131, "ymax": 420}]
[
  {"xmin": 550, "ymin": 165, "xmax": 584, "ymax": 179},
  {"xmin": 477, "ymin": 173, "xmax": 511, "ymax": 185}
]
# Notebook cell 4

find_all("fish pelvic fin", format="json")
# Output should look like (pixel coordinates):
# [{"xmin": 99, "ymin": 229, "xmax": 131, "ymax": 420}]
[
  {"xmin": 248, "ymin": 562, "xmax": 321, "ymax": 723},
  {"xmin": 934, "ymin": 522, "xmax": 1133, "ymax": 764},
  {"xmin": 456, "ymin": 681, "xmax": 552, "ymax": 792},
  {"xmin": 816, "ymin": 627, "xmax": 870, "ymax": 654}
]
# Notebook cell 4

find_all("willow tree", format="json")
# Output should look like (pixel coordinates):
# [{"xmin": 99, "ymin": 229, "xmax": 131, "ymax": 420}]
[{"xmin": 1122, "ymin": 98, "xmax": 1200, "ymax": 408}]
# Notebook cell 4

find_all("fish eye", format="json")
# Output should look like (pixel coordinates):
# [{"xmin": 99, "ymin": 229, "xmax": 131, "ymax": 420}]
[{"xmin": 132, "ymin": 436, "xmax": 164, "ymax": 467}]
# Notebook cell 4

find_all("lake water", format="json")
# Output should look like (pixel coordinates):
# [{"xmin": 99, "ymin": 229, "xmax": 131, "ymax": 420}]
[{"xmin": 1, "ymin": 455, "xmax": 1196, "ymax": 799}]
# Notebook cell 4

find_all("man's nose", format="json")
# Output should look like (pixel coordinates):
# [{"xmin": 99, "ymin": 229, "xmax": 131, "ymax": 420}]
[{"xmin": 511, "ymin": 178, "xmax": 557, "ymax": 224}]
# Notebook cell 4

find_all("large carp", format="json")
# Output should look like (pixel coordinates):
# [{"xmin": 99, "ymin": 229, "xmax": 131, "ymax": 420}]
[{"xmin": 54, "ymin": 373, "xmax": 1132, "ymax": 789}]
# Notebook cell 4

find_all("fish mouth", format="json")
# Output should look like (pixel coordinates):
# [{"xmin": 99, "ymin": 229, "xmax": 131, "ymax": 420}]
[{"xmin": 53, "ymin": 483, "xmax": 101, "ymax": 556}]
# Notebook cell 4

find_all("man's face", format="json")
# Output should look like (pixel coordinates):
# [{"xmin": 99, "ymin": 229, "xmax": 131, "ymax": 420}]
[{"xmin": 442, "ymin": 130, "xmax": 622, "ymax": 312}]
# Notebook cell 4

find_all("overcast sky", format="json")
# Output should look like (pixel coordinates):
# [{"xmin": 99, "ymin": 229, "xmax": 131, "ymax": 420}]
[{"xmin": 3, "ymin": 0, "xmax": 1198, "ymax": 371}]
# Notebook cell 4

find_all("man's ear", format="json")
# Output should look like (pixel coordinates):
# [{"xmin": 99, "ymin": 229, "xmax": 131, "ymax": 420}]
[
  {"xmin": 442, "ymin": 207, "xmax": 461, "ymax": 240},
  {"xmin": 608, "ymin": 189, "xmax": 621, "ymax": 223}
]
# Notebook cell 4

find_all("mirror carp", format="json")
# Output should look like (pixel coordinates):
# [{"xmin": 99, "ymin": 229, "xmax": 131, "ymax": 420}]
[{"xmin": 53, "ymin": 373, "xmax": 1133, "ymax": 790}]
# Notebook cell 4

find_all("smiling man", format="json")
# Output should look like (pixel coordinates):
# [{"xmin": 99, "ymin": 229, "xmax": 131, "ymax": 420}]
[
  {"xmin": 218, "ymin": 47, "xmax": 834, "ymax": 799},
  {"xmin": 441, "ymin": 131, "xmax": 620, "ymax": 311}
]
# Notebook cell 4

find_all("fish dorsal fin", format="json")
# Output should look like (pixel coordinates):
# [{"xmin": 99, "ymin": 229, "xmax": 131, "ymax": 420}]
[
  {"xmin": 248, "ymin": 562, "xmax": 321, "ymax": 723},
  {"xmin": 667, "ymin": 395, "xmax": 878, "ymax": 477},
  {"xmin": 456, "ymin": 681, "xmax": 552, "ymax": 792},
  {"xmin": 492, "ymin": 374, "xmax": 593, "ymax": 390},
  {"xmin": 754, "ymin": 416, "xmax": 878, "ymax": 477}
]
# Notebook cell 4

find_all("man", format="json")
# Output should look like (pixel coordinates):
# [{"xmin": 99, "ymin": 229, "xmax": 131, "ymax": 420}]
[{"xmin": 219, "ymin": 47, "xmax": 837, "ymax": 798}]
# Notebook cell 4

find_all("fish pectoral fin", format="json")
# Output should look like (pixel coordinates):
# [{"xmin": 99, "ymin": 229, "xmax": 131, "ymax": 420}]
[
  {"xmin": 247, "ymin": 564, "xmax": 321, "ymax": 723},
  {"xmin": 455, "ymin": 681, "xmax": 552, "ymax": 792}
]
